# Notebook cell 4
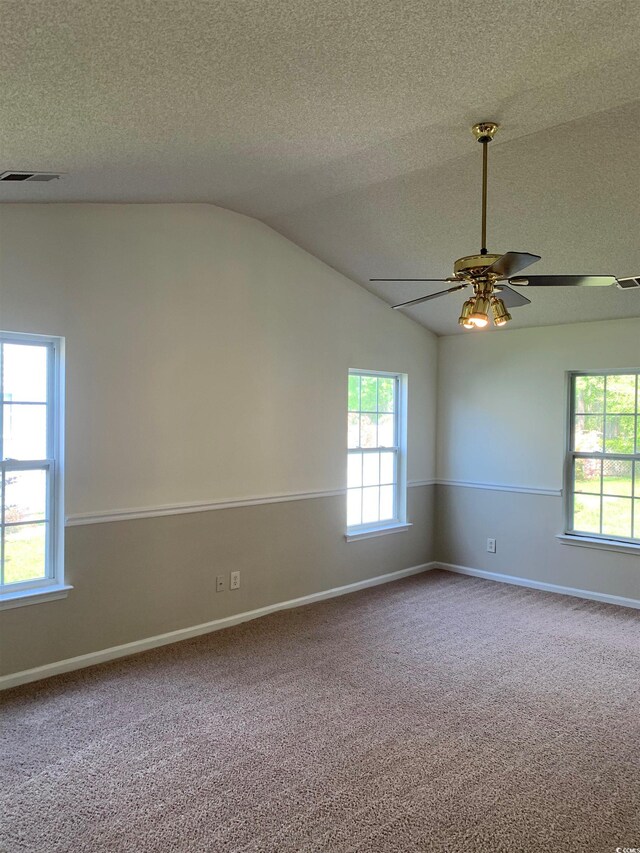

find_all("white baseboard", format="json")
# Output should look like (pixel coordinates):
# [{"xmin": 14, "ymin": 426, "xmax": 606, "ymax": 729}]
[
  {"xmin": 437, "ymin": 562, "xmax": 640, "ymax": 610},
  {"xmin": 1, "ymin": 562, "xmax": 436, "ymax": 691}
]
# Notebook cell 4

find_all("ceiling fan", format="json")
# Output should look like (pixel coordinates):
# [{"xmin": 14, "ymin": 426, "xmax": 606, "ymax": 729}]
[{"xmin": 371, "ymin": 122, "xmax": 640, "ymax": 329}]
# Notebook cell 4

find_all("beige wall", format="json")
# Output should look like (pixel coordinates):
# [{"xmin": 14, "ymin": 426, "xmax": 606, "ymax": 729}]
[
  {"xmin": 2, "ymin": 488, "xmax": 434, "ymax": 675},
  {"xmin": 435, "ymin": 486, "xmax": 640, "ymax": 600},
  {"xmin": 0, "ymin": 204, "xmax": 437, "ymax": 677},
  {"xmin": 436, "ymin": 318, "xmax": 640, "ymax": 601}
]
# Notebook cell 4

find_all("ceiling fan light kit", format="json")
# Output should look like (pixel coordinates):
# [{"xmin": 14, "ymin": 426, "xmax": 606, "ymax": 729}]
[
  {"xmin": 371, "ymin": 122, "xmax": 638, "ymax": 329},
  {"xmin": 458, "ymin": 299, "xmax": 475, "ymax": 328},
  {"xmin": 468, "ymin": 290, "xmax": 491, "ymax": 327},
  {"xmin": 491, "ymin": 296, "xmax": 512, "ymax": 327}
]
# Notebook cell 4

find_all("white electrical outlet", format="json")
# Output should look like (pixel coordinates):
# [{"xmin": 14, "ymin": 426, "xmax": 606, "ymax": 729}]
[
  {"xmin": 230, "ymin": 571, "xmax": 240, "ymax": 590},
  {"xmin": 216, "ymin": 575, "xmax": 225, "ymax": 592},
  {"xmin": 487, "ymin": 538, "xmax": 496, "ymax": 554}
]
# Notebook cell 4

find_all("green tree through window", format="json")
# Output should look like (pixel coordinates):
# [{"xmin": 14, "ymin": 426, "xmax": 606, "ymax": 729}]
[{"xmin": 569, "ymin": 372, "xmax": 640, "ymax": 542}]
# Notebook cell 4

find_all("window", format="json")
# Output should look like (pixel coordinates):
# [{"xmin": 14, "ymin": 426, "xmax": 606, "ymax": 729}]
[
  {"xmin": 1, "ymin": 332, "xmax": 64, "ymax": 602},
  {"xmin": 347, "ymin": 370, "xmax": 407, "ymax": 534},
  {"xmin": 567, "ymin": 371, "xmax": 640, "ymax": 543}
]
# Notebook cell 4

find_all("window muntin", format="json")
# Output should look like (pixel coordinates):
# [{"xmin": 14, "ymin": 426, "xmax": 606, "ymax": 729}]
[
  {"xmin": 1, "ymin": 333, "xmax": 63, "ymax": 594},
  {"xmin": 347, "ymin": 370, "xmax": 405, "ymax": 531},
  {"xmin": 568, "ymin": 371, "xmax": 640, "ymax": 543}
]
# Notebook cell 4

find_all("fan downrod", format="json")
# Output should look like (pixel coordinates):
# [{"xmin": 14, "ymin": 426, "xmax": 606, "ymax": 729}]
[{"xmin": 471, "ymin": 121, "xmax": 499, "ymax": 256}]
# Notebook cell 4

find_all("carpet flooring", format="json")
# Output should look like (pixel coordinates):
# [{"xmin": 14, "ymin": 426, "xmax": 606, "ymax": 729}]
[{"xmin": 2, "ymin": 570, "xmax": 639, "ymax": 852}]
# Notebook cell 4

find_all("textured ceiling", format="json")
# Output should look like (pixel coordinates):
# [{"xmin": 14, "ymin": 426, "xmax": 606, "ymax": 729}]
[{"xmin": 2, "ymin": 0, "xmax": 640, "ymax": 334}]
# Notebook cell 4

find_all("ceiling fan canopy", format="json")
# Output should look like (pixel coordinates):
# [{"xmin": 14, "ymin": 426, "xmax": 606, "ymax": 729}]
[{"xmin": 370, "ymin": 122, "xmax": 637, "ymax": 329}]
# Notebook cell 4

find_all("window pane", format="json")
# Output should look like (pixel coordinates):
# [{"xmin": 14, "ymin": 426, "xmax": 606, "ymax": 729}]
[
  {"xmin": 574, "ymin": 415, "xmax": 603, "ymax": 452},
  {"xmin": 348, "ymin": 413, "xmax": 359, "ymax": 449},
  {"xmin": 2, "ymin": 343, "xmax": 48, "ymax": 403},
  {"xmin": 571, "ymin": 373, "xmax": 640, "ymax": 543},
  {"xmin": 574, "ymin": 458, "xmax": 601, "ymax": 494},
  {"xmin": 380, "ymin": 451, "xmax": 395, "ymax": 485},
  {"xmin": 362, "ymin": 486, "xmax": 379, "ymax": 524},
  {"xmin": 362, "ymin": 452, "xmax": 380, "ymax": 487},
  {"xmin": 605, "ymin": 415, "xmax": 635, "ymax": 454},
  {"xmin": 377, "ymin": 378, "xmax": 394, "ymax": 413},
  {"xmin": 606, "ymin": 374, "xmax": 636, "ymax": 414},
  {"xmin": 347, "ymin": 453, "xmax": 362, "ymax": 488},
  {"xmin": 360, "ymin": 414, "xmax": 377, "ymax": 448},
  {"xmin": 360, "ymin": 377, "xmax": 377, "ymax": 411},
  {"xmin": 602, "ymin": 497, "xmax": 632, "ymax": 538},
  {"xmin": 348, "ymin": 374, "xmax": 360, "ymax": 412},
  {"xmin": 573, "ymin": 494, "xmax": 600, "ymax": 534},
  {"xmin": 380, "ymin": 485, "xmax": 394, "ymax": 521},
  {"xmin": 3, "ymin": 523, "xmax": 47, "ymax": 584},
  {"xmin": 574, "ymin": 375, "xmax": 604, "ymax": 414},
  {"xmin": 4, "ymin": 469, "xmax": 47, "ymax": 523},
  {"xmin": 378, "ymin": 414, "xmax": 395, "ymax": 447},
  {"xmin": 347, "ymin": 370, "xmax": 403, "ymax": 531},
  {"xmin": 3, "ymin": 403, "xmax": 47, "ymax": 459},
  {"xmin": 602, "ymin": 459, "xmax": 632, "ymax": 496},
  {"xmin": 635, "ymin": 500, "xmax": 640, "ymax": 539},
  {"xmin": 347, "ymin": 489, "xmax": 362, "ymax": 527}
]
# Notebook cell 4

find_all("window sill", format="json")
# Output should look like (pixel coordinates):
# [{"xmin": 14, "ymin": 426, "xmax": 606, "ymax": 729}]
[
  {"xmin": 345, "ymin": 522, "xmax": 412, "ymax": 542},
  {"xmin": 556, "ymin": 534, "xmax": 640, "ymax": 556},
  {"xmin": 0, "ymin": 584, "xmax": 73, "ymax": 611}
]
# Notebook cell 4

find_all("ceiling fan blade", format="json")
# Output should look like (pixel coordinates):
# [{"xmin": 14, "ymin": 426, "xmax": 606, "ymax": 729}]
[
  {"xmin": 392, "ymin": 283, "xmax": 468, "ymax": 309},
  {"xmin": 617, "ymin": 276, "xmax": 640, "ymax": 289},
  {"xmin": 509, "ymin": 275, "xmax": 618, "ymax": 287},
  {"xmin": 370, "ymin": 278, "xmax": 452, "ymax": 282},
  {"xmin": 493, "ymin": 284, "xmax": 531, "ymax": 307},
  {"xmin": 482, "ymin": 252, "xmax": 541, "ymax": 279}
]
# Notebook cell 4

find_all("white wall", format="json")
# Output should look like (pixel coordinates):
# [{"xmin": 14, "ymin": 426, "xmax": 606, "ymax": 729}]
[
  {"xmin": 436, "ymin": 318, "xmax": 640, "ymax": 602},
  {"xmin": 0, "ymin": 204, "xmax": 437, "ymax": 518},
  {"xmin": 1, "ymin": 203, "xmax": 438, "ymax": 678},
  {"xmin": 437, "ymin": 318, "xmax": 640, "ymax": 489},
  {"xmin": 2, "ymin": 203, "xmax": 638, "ymax": 679}
]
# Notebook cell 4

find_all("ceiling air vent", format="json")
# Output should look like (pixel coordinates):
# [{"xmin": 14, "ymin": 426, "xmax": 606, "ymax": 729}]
[
  {"xmin": 616, "ymin": 277, "xmax": 640, "ymax": 289},
  {"xmin": 0, "ymin": 171, "xmax": 63, "ymax": 182}
]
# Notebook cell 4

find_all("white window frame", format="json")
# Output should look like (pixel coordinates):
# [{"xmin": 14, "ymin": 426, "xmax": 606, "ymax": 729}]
[
  {"xmin": 565, "ymin": 369, "xmax": 640, "ymax": 547},
  {"xmin": 346, "ymin": 369, "xmax": 409, "ymax": 540},
  {"xmin": 0, "ymin": 331, "xmax": 67, "ymax": 609}
]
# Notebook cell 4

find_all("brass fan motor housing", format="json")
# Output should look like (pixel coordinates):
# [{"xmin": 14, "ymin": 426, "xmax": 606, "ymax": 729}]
[{"xmin": 453, "ymin": 253, "xmax": 502, "ymax": 278}]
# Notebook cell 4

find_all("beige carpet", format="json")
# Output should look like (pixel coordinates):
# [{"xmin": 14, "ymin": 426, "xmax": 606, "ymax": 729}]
[{"xmin": 2, "ymin": 570, "xmax": 639, "ymax": 853}]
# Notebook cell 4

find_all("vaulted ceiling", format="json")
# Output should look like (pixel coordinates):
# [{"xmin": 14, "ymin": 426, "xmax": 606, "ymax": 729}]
[{"xmin": 2, "ymin": 0, "xmax": 640, "ymax": 334}]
